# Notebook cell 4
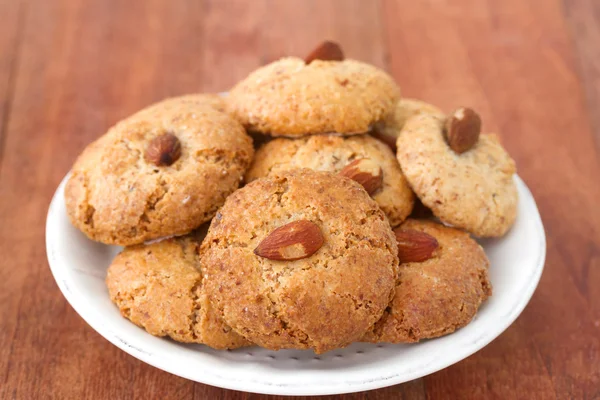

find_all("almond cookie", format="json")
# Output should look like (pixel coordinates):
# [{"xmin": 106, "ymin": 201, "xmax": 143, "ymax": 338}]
[
  {"xmin": 227, "ymin": 52, "xmax": 400, "ymax": 137},
  {"xmin": 362, "ymin": 219, "xmax": 492, "ymax": 343},
  {"xmin": 372, "ymin": 98, "xmax": 444, "ymax": 150},
  {"xmin": 246, "ymin": 134, "xmax": 414, "ymax": 227},
  {"xmin": 396, "ymin": 113, "xmax": 517, "ymax": 237},
  {"xmin": 201, "ymin": 169, "xmax": 399, "ymax": 353},
  {"xmin": 106, "ymin": 230, "xmax": 251, "ymax": 349},
  {"xmin": 65, "ymin": 94, "xmax": 254, "ymax": 245}
]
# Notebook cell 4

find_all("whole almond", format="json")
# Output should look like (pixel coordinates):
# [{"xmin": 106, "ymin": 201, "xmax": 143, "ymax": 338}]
[
  {"xmin": 145, "ymin": 132, "xmax": 182, "ymax": 166},
  {"xmin": 394, "ymin": 228, "xmax": 439, "ymax": 263},
  {"xmin": 339, "ymin": 158, "xmax": 383, "ymax": 195},
  {"xmin": 254, "ymin": 220, "xmax": 324, "ymax": 261},
  {"xmin": 444, "ymin": 107, "xmax": 481, "ymax": 154},
  {"xmin": 305, "ymin": 41, "xmax": 344, "ymax": 64}
]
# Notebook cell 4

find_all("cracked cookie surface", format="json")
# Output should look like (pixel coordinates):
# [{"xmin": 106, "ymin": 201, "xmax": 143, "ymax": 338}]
[
  {"xmin": 396, "ymin": 114, "xmax": 517, "ymax": 237},
  {"xmin": 200, "ymin": 169, "xmax": 399, "ymax": 353},
  {"xmin": 246, "ymin": 134, "xmax": 414, "ymax": 227},
  {"xmin": 362, "ymin": 219, "xmax": 492, "ymax": 343},
  {"xmin": 227, "ymin": 57, "xmax": 400, "ymax": 137},
  {"xmin": 65, "ymin": 94, "xmax": 254, "ymax": 245},
  {"xmin": 105, "ymin": 230, "xmax": 251, "ymax": 349}
]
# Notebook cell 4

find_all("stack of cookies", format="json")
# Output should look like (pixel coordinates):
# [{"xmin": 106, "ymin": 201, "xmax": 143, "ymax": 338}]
[{"xmin": 65, "ymin": 41, "xmax": 517, "ymax": 353}]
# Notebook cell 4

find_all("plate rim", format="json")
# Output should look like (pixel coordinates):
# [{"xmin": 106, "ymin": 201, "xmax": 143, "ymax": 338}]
[{"xmin": 46, "ymin": 173, "xmax": 546, "ymax": 396}]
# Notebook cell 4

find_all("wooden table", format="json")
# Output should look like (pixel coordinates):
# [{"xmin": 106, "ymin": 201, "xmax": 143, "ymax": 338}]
[{"xmin": 1, "ymin": 0, "xmax": 599, "ymax": 398}]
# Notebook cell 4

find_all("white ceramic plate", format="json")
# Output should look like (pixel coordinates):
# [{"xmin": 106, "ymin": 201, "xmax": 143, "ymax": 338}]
[{"xmin": 46, "ymin": 174, "xmax": 545, "ymax": 396}]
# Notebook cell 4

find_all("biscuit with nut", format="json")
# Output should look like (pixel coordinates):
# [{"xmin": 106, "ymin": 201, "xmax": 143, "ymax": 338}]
[
  {"xmin": 362, "ymin": 219, "xmax": 492, "ymax": 343},
  {"xmin": 246, "ymin": 134, "xmax": 414, "ymax": 227},
  {"xmin": 65, "ymin": 94, "xmax": 254, "ymax": 245},
  {"xmin": 227, "ymin": 42, "xmax": 400, "ymax": 137},
  {"xmin": 396, "ymin": 111, "xmax": 517, "ymax": 237},
  {"xmin": 201, "ymin": 169, "xmax": 399, "ymax": 353}
]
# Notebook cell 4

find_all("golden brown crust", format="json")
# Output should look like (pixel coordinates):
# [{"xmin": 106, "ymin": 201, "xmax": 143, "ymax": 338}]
[
  {"xmin": 227, "ymin": 57, "xmax": 400, "ymax": 136},
  {"xmin": 105, "ymin": 232, "xmax": 250, "ymax": 349},
  {"xmin": 382, "ymin": 98, "xmax": 445, "ymax": 137},
  {"xmin": 201, "ymin": 169, "xmax": 399, "ymax": 353},
  {"xmin": 362, "ymin": 219, "xmax": 492, "ymax": 343},
  {"xmin": 246, "ymin": 134, "xmax": 414, "ymax": 227},
  {"xmin": 65, "ymin": 94, "xmax": 254, "ymax": 245},
  {"xmin": 396, "ymin": 114, "xmax": 517, "ymax": 237}
]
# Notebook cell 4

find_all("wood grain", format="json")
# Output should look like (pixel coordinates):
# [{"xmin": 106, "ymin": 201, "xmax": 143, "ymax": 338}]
[
  {"xmin": 0, "ymin": 0, "xmax": 599, "ymax": 399},
  {"xmin": 383, "ymin": 0, "xmax": 600, "ymax": 398},
  {"xmin": 0, "ymin": 0, "xmax": 25, "ymax": 167},
  {"xmin": 563, "ymin": 0, "xmax": 600, "ymax": 146}
]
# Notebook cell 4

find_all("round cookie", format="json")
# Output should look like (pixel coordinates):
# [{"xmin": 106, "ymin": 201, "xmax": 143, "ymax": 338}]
[
  {"xmin": 106, "ymin": 231, "xmax": 251, "ymax": 349},
  {"xmin": 372, "ymin": 98, "xmax": 444, "ymax": 150},
  {"xmin": 65, "ymin": 94, "xmax": 254, "ymax": 245},
  {"xmin": 227, "ymin": 57, "xmax": 400, "ymax": 137},
  {"xmin": 362, "ymin": 219, "xmax": 492, "ymax": 343},
  {"xmin": 201, "ymin": 169, "xmax": 399, "ymax": 354},
  {"xmin": 396, "ymin": 114, "xmax": 517, "ymax": 237},
  {"xmin": 246, "ymin": 134, "xmax": 414, "ymax": 227}
]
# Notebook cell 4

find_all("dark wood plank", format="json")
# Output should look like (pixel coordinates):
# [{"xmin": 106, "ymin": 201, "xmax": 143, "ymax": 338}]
[
  {"xmin": 563, "ymin": 0, "xmax": 600, "ymax": 146},
  {"xmin": 383, "ymin": 0, "xmax": 600, "ymax": 398}
]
